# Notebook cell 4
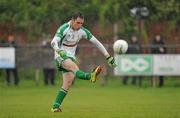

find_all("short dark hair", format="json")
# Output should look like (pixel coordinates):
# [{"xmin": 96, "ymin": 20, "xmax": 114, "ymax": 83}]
[{"xmin": 72, "ymin": 12, "xmax": 84, "ymax": 19}]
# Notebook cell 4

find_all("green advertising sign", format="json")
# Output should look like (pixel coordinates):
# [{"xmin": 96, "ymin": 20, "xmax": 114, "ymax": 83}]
[{"xmin": 114, "ymin": 55, "xmax": 153, "ymax": 75}]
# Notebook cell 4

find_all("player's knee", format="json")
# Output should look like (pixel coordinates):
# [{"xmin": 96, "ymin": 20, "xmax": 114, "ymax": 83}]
[
  {"xmin": 69, "ymin": 65, "xmax": 79, "ymax": 72},
  {"xmin": 66, "ymin": 80, "xmax": 73, "ymax": 88},
  {"xmin": 62, "ymin": 60, "xmax": 79, "ymax": 71}
]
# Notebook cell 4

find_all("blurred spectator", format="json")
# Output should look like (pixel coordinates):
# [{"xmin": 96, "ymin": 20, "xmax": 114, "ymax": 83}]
[
  {"xmin": 42, "ymin": 40, "xmax": 56, "ymax": 86},
  {"xmin": 122, "ymin": 34, "xmax": 142, "ymax": 86},
  {"xmin": 151, "ymin": 34, "xmax": 167, "ymax": 87},
  {"xmin": 5, "ymin": 35, "xmax": 20, "ymax": 86}
]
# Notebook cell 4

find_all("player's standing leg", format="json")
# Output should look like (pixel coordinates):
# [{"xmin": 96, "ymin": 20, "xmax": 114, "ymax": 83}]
[{"xmin": 51, "ymin": 72, "xmax": 74, "ymax": 112}]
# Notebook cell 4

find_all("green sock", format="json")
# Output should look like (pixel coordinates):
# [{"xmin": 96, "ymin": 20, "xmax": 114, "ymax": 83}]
[
  {"xmin": 52, "ymin": 88, "xmax": 68, "ymax": 109},
  {"xmin": 75, "ymin": 70, "xmax": 91, "ymax": 80}
]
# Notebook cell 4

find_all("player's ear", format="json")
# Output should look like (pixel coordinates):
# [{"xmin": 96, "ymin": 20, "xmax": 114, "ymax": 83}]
[{"xmin": 72, "ymin": 18, "xmax": 76, "ymax": 23}]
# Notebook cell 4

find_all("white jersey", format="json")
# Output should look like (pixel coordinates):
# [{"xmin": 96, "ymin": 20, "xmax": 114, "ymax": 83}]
[{"xmin": 51, "ymin": 21, "xmax": 109, "ymax": 60}]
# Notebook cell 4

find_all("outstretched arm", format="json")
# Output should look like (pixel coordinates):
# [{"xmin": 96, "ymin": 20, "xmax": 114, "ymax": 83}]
[
  {"xmin": 89, "ymin": 36, "xmax": 110, "ymax": 58},
  {"xmin": 89, "ymin": 36, "xmax": 117, "ymax": 67},
  {"xmin": 81, "ymin": 27, "xmax": 116, "ymax": 67}
]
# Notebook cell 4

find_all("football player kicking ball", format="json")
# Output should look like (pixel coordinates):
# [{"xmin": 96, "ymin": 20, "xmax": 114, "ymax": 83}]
[{"xmin": 50, "ymin": 12, "xmax": 116, "ymax": 112}]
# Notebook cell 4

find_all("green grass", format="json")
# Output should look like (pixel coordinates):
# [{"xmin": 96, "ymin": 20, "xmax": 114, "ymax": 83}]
[{"xmin": 0, "ymin": 77, "xmax": 180, "ymax": 118}]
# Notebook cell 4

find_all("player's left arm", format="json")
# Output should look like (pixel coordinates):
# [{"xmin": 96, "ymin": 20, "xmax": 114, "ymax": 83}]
[
  {"xmin": 82, "ymin": 27, "xmax": 109, "ymax": 58},
  {"xmin": 89, "ymin": 36, "xmax": 117, "ymax": 67},
  {"xmin": 82, "ymin": 27, "xmax": 116, "ymax": 67},
  {"xmin": 89, "ymin": 36, "xmax": 109, "ymax": 58}
]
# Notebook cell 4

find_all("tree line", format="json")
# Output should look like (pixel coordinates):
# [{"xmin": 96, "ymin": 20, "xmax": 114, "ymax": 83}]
[{"xmin": 0, "ymin": 0, "xmax": 179, "ymax": 41}]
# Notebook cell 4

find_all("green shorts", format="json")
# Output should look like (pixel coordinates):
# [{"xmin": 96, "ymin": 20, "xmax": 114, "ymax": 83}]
[{"xmin": 55, "ymin": 56, "xmax": 77, "ymax": 73}]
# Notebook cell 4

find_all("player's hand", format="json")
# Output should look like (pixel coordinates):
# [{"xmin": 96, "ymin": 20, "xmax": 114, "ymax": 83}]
[
  {"xmin": 106, "ymin": 56, "xmax": 117, "ymax": 67},
  {"xmin": 56, "ymin": 49, "xmax": 68, "ymax": 60}
]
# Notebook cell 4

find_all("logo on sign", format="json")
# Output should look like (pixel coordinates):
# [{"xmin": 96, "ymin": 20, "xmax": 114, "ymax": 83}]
[{"xmin": 121, "ymin": 58, "xmax": 149, "ymax": 72}]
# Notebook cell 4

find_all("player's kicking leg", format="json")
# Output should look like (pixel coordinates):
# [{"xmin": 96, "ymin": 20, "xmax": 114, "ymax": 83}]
[
  {"xmin": 51, "ymin": 58, "xmax": 102, "ymax": 112},
  {"xmin": 90, "ymin": 66, "xmax": 102, "ymax": 83},
  {"xmin": 51, "ymin": 66, "xmax": 102, "ymax": 113},
  {"xmin": 61, "ymin": 59, "xmax": 102, "ymax": 82}
]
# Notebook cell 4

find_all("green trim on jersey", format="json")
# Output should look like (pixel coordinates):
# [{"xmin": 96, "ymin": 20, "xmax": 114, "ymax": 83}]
[
  {"xmin": 81, "ymin": 27, "xmax": 93, "ymax": 40},
  {"xmin": 56, "ymin": 23, "xmax": 69, "ymax": 39}
]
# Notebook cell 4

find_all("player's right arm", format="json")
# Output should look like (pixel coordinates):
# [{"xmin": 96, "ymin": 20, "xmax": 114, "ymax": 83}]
[
  {"xmin": 51, "ymin": 36, "xmax": 61, "ymax": 52},
  {"xmin": 51, "ymin": 23, "xmax": 69, "ymax": 59}
]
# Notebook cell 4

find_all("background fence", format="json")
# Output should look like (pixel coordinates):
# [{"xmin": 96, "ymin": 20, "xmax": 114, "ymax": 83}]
[{"xmin": 1, "ymin": 44, "xmax": 180, "ymax": 76}]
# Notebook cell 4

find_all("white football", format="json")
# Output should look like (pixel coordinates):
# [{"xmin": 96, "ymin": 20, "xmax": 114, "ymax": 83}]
[{"xmin": 113, "ymin": 40, "xmax": 128, "ymax": 54}]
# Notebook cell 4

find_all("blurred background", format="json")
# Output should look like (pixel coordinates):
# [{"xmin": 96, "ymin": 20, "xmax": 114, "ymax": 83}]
[{"xmin": 0, "ymin": 0, "xmax": 180, "ymax": 87}]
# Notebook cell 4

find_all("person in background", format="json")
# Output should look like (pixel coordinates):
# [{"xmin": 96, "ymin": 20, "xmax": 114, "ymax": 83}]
[
  {"xmin": 122, "ymin": 34, "xmax": 142, "ymax": 86},
  {"xmin": 151, "ymin": 34, "xmax": 166, "ymax": 87},
  {"xmin": 5, "ymin": 34, "xmax": 20, "ymax": 86},
  {"xmin": 42, "ymin": 40, "xmax": 56, "ymax": 86}
]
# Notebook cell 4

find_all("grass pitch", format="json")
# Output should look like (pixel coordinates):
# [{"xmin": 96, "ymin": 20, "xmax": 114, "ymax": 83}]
[{"xmin": 0, "ymin": 77, "xmax": 180, "ymax": 118}]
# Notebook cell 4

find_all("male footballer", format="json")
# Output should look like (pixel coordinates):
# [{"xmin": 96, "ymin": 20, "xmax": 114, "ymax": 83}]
[{"xmin": 50, "ymin": 12, "xmax": 116, "ymax": 112}]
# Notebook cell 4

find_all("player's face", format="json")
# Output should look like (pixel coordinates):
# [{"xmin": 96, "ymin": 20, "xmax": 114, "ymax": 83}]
[{"xmin": 72, "ymin": 17, "xmax": 84, "ymax": 30}]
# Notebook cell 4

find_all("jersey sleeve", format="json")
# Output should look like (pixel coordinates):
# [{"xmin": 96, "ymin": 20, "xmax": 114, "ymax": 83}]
[
  {"xmin": 51, "ymin": 23, "xmax": 69, "ymax": 51},
  {"xmin": 81, "ymin": 27, "xmax": 93, "ymax": 40},
  {"xmin": 81, "ymin": 27, "xmax": 109, "ymax": 57},
  {"xmin": 89, "ymin": 36, "xmax": 109, "ymax": 57},
  {"xmin": 55, "ymin": 23, "xmax": 69, "ymax": 40}
]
